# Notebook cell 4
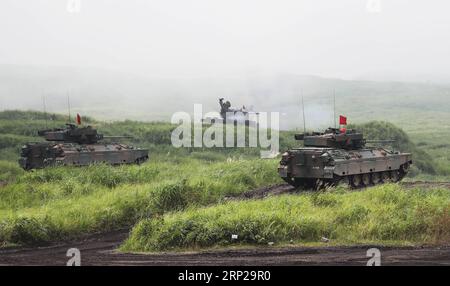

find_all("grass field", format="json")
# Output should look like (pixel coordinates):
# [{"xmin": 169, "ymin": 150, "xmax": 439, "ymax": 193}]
[
  {"xmin": 0, "ymin": 110, "xmax": 449, "ymax": 250},
  {"xmin": 122, "ymin": 184, "xmax": 450, "ymax": 252},
  {"xmin": 0, "ymin": 159, "xmax": 280, "ymax": 247}
]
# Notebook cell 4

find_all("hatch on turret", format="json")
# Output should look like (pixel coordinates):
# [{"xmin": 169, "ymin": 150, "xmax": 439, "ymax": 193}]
[
  {"xmin": 37, "ymin": 124, "xmax": 103, "ymax": 144},
  {"xmin": 295, "ymin": 128, "xmax": 366, "ymax": 150}
]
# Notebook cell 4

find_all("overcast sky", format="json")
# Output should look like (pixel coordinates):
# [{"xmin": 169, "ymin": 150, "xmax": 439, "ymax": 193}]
[{"xmin": 1, "ymin": 0, "xmax": 449, "ymax": 80}]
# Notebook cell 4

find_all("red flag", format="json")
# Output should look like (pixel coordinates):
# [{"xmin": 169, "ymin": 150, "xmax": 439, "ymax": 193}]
[
  {"xmin": 76, "ymin": 113, "xmax": 81, "ymax": 125},
  {"xmin": 339, "ymin": 115, "xmax": 347, "ymax": 125}
]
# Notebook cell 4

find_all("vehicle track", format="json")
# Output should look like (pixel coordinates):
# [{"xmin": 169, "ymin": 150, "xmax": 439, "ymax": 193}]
[
  {"xmin": 0, "ymin": 229, "xmax": 449, "ymax": 266},
  {"xmin": 0, "ymin": 181, "xmax": 449, "ymax": 266}
]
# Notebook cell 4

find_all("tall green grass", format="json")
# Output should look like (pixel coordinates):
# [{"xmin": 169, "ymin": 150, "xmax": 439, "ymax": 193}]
[
  {"xmin": 0, "ymin": 161, "xmax": 24, "ymax": 182},
  {"xmin": 122, "ymin": 184, "xmax": 450, "ymax": 252},
  {"xmin": 0, "ymin": 159, "xmax": 281, "ymax": 247}
]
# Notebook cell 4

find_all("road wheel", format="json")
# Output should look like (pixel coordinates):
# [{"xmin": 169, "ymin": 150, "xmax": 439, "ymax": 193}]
[
  {"xmin": 336, "ymin": 176, "xmax": 350, "ymax": 188},
  {"xmin": 381, "ymin": 171, "xmax": 390, "ymax": 182},
  {"xmin": 390, "ymin": 170, "xmax": 400, "ymax": 182},
  {"xmin": 371, "ymin": 172, "xmax": 381, "ymax": 185},
  {"xmin": 362, "ymin": 173, "xmax": 371, "ymax": 186},
  {"xmin": 351, "ymin": 174, "xmax": 362, "ymax": 188}
]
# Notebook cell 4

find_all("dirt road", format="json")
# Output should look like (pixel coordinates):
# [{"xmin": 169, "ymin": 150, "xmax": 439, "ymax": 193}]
[
  {"xmin": 0, "ymin": 229, "xmax": 449, "ymax": 266},
  {"xmin": 232, "ymin": 181, "xmax": 450, "ymax": 200},
  {"xmin": 0, "ymin": 181, "xmax": 449, "ymax": 266}
]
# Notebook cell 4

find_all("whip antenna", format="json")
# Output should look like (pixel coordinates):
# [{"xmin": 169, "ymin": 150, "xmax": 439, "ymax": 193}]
[
  {"xmin": 301, "ymin": 93, "xmax": 306, "ymax": 134},
  {"xmin": 42, "ymin": 95, "xmax": 48, "ymax": 129},
  {"xmin": 67, "ymin": 91, "xmax": 71, "ymax": 123},
  {"xmin": 333, "ymin": 89, "xmax": 336, "ymax": 130}
]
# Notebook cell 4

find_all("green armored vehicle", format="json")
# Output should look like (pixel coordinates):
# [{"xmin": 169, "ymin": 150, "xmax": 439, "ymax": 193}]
[
  {"xmin": 278, "ymin": 128, "xmax": 412, "ymax": 188},
  {"xmin": 19, "ymin": 124, "xmax": 149, "ymax": 170}
]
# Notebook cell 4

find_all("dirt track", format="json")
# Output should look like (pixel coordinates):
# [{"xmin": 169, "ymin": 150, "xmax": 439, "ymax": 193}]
[
  {"xmin": 0, "ymin": 181, "xmax": 449, "ymax": 266},
  {"xmin": 0, "ymin": 229, "xmax": 449, "ymax": 266},
  {"xmin": 232, "ymin": 181, "xmax": 450, "ymax": 200}
]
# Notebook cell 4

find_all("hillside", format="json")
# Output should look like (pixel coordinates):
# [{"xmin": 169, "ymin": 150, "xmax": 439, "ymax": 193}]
[
  {"xmin": 1, "ymin": 65, "xmax": 449, "ymax": 131},
  {"xmin": 0, "ymin": 110, "xmax": 446, "ymax": 178}
]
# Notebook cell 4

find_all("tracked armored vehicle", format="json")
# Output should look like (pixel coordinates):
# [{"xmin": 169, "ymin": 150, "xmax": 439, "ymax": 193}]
[
  {"xmin": 278, "ymin": 128, "xmax": 412, "ymax": 188},
  {"xmin": 19, "ymin": 124, "xmax": 149, "ymax": 170},
  {"xmin": 203, "ymin": 98, "xmax": 258, "ymax": 126}
]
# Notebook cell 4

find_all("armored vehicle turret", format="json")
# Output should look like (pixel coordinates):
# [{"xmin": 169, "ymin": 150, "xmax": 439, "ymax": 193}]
[
  {"xmin": 278, "ymin": 127, "xmax": 412, "ymax": 188},
  {"xmin": 19, "ymin": 124, "xmax": 149, "ymax": 170},
  {"xmin": 37, "ymin": 124, "xmax": 103, "ymax": 144}
]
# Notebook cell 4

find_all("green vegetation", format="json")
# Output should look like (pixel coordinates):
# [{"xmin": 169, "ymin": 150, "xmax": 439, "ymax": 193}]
[
  {"xmin": 0, "ymin": 110, "xmax": 449, "ymax": 251},
  {"xmin": 122, "ymin": 184, "xmax": 450, "ymax": 252},
  {"xmin": 0, "ymin": 159, "xmax": 280, "ymax": 247},
  {"xmin": 0, "ymin": 110, "xmax": 446, "ymax": 178},
  {"xmin": 0, "ymin": 161, "xmax": 24, "ymax": 183},
  {"xmin": 349, "ymin": 121, "xmax": 438, "ymax": 176}
]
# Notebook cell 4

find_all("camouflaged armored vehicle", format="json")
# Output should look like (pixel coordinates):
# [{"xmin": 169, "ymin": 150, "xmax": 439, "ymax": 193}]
[
  {"xmin": 278, "ymin": 128, "xmax": 412, "ymax": 188},
  {"xmin": 19, "ymin": 124, "xmax": 148, "ymax": 170}
]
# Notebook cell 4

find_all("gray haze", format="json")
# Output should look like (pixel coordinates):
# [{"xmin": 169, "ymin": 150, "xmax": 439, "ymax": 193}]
[
  {"xmin": 1, "ymin": 0, "xmax": 450, "ymax": 79},
  {"xmin": 1, "ymin": 0, "xmax": 450, "ymax": 129}
]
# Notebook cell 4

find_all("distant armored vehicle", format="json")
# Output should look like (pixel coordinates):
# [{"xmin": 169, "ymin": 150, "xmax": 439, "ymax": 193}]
[
  {"xmin": 19, "ymin": 124, "xmax": 148, "ymax": 170},
  {"xmin": 278, "ymin": 128, "xmax": 412, "ymax": 188},
  {"xmin": 203, "ymin": 98, "xmax": 258, "ymax": 126}
]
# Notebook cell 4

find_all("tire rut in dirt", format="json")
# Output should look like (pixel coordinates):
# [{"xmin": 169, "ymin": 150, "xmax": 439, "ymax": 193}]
[{"xmin": 225, "ymin": 184, "xmax": 297, "ymax": 200}]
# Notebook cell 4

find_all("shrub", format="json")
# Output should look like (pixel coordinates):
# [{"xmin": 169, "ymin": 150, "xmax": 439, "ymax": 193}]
[
  {"xmin": 311, "ymin": 193, "xmax": 340, "ymax": 207},
  {"xmin": 151, "ymin": 180, "xmax": 191, "ymax": 213},
  {"xmin": 0, "ymin": 160, "xmax": 24, "ymax": 182},
  {"xmin": 6, "ymin": 217, "xmax": 60, "ymax": 246}
]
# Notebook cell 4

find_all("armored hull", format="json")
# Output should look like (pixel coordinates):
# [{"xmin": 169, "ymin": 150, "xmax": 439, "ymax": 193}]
[
  {"xmin": 202, "ymin": 117, "xmax": 258, "ymax": 127},
  {"xmin": 278, "ymin": 128, "xmax": 412, "ymax": 188},
  {"xmin": 19, "ymin": 123, "xmax": 149, "ymax": 170},
  {"xmin": 19, "ymin": 142, "xmax": 148, "ymax": 170}
]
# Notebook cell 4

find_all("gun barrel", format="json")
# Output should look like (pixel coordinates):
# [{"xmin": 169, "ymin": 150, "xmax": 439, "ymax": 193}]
[
  {"xmin": 294, "ymin": 134, "xmax": 305, "ymax": 140},
  {"xmin": 366, "ymin": 140, "xmax": 396, "ymax": 143},
  {"xmin": 103, "ymin": 135, "xmax": 134, "ymax": 138}
]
